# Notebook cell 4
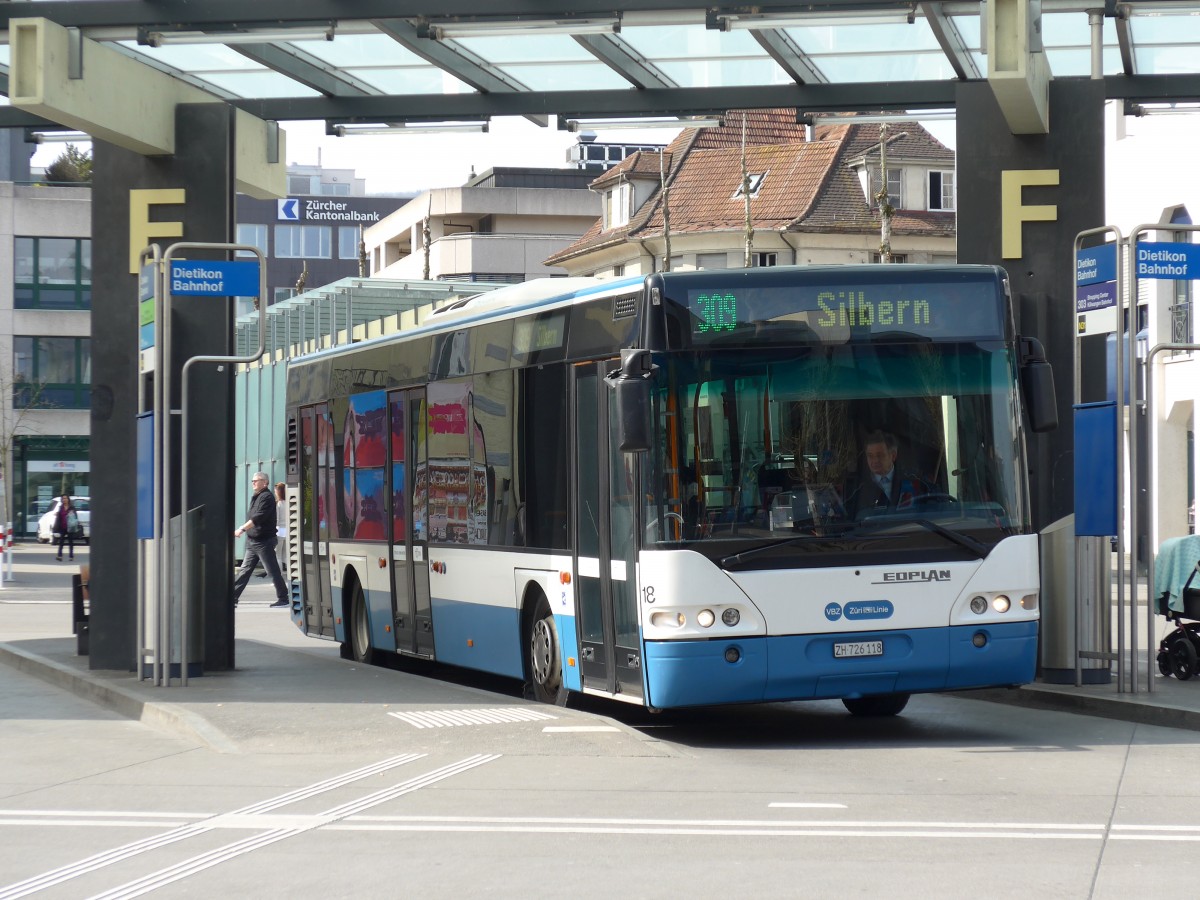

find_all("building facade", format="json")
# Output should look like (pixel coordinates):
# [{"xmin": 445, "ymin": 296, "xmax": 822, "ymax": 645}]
[
  {"xmin": 546, "ymin": 109, "xmax": 958, "ymax": 276},
  {"xmin": 0, "ymin": 182, "xmax": 92, "ymax": 537},
  {"xmin": 235, "ymin": 180, "xmax": 413, "ymax": 314},
  {"xmin": 364, "ymin": 167, "xmax": 601, "ymax": 283}
]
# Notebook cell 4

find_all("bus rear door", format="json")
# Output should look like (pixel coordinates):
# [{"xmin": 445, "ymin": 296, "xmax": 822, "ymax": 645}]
[
  {"xmin": 573, "ymin": 362, "xmax": 643, "ymax": 701},
  {"xmin": 388, "ymin": 388, "xmax": 434, "ymax": 658}
]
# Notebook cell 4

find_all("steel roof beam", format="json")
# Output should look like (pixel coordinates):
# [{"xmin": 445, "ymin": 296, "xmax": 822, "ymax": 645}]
[
  {"xmin": 573, "ymin": 33, "xmax": 677, "ymax": 89},
  {"xmin": 371, "ymin": 18, "xmax": 549, "ymax": 126},
  {"xmin": 0, "ymin": 2, "xmax": 932, "ymax": 30},
  {"xmin": 749, "ymin": 29, "xmax": 826, "ymax": 85},
  {"xmin": 231, "ymin": 81, "xmax": 961, "ymax": 122},
  {"xmin": 920, "ymin": 1, "xmax": 979, "ymax": 80},
  {"xmin": 233, "ymin": 44, "xmax": 379, "ymax": 97}
]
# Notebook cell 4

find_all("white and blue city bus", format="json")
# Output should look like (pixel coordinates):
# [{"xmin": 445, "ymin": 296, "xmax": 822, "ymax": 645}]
[{"xmin": 284, "ymin": 265, "xmax": 1056, "ymax": 715}]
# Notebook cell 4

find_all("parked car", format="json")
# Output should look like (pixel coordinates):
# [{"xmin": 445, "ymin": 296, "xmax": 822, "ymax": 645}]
[{"xmin": 37, "ymin": 496, "xmax": 90, "ymax": 544}]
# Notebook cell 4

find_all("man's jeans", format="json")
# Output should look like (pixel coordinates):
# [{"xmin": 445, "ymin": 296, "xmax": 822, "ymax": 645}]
[{"xmin": 233, "ymin": 536, "xmax": 289, "ymax": 604}]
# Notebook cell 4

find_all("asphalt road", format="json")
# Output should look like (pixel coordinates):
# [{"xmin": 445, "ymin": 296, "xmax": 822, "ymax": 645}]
[{"xmin": 3, "ymin": 588, "xmax": 1200, "ymax": 899}]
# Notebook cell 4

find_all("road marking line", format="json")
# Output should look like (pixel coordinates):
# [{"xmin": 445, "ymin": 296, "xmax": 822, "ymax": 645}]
[
  {"xmin": 769, "ymin": 802, "xmax": 849, "ymax": 809},
  {"xmin": 0, "ymin": 753, "xmax": 424, "ymax": 900},
  {"xmin": 389, "ymin": 707, "xmax": 558, "ymax": 728},
  {"xmin": 84, "ymin": 755, "xmax": 500, "ymax": 900}
]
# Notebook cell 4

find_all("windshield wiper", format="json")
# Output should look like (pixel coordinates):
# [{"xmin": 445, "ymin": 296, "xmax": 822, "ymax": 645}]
[
  {"xmin": 853, "ymin": 516, "xmax": 989, "ymax": 558},
  {"xmin": 718, "ymin": 526, "xmax": 858, "ymax": 567}
]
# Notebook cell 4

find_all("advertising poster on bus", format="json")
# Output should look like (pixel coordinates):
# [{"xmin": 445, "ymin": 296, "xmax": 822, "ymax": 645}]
[{"xmin": 426, "ymin": 382, "xmax": 489, "ymax": 544}]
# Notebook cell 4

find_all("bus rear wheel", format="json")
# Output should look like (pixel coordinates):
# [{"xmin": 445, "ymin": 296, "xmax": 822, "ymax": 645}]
[
  {"xmin": 527, "ymin": 598, "xmax": 566, "ymax": 705},
  {"xmin": 842, "ymin": 693, "xmax": 910, "ymax": 717},
  {"xmin": 346, "ymin": 582, "xmax": 375, "ymax": 665}
]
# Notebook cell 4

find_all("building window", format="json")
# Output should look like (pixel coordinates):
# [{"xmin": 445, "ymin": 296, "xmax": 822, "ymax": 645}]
[
  {"xmin": 612, "ymin": 264, "xmax": 625, "ymax": 277},
  {"xmin": 338, "ymin": 227, "xmax": 362, "ymax": 260},
  {"xmin": 697, "ymin": 253, "xmax": 728, "ymax": 270},
  {"xmin": 288, "ymin": 175, "xmax": 316, "ymax": 195},
  {"xmin": 731, "ymin": 172, "xmax": 766, "ymax": 200},
  {"xmin": 236, "ymin": 223, "xmax": 268, "ymax": 258},
  {"xmin": 752, "ymin": 252, "xmax": 778, "ymax": 267},
  {"xmin": 870, "ymin": 167, "xmax": 903, "ymax": 210},
  {"xmin": 929, "ymin": 170, "xmax": 955, "ymax": 211},
  {"xmin": 871, "ymin": 253, "xmax": 909, "ymax": 264},
  {"xmin": 14, "ymin": 237, "xmax": 91, "ymax": 310},
  {"xmin": 275, "ymin": 225, "xmax": 331, "ymax": 259},
  {"xmin": 13, "ymin": 336, "xmax": 91, "ymax": 408},
  {"xmin": 605, "ymin": 183, "xmax": 632, "ymax": 229}
]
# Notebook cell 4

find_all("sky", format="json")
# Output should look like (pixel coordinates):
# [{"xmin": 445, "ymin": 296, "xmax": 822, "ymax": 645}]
[{"xmin": 29, "ymin": 104, "xmax": 1200, "ymax": 230}]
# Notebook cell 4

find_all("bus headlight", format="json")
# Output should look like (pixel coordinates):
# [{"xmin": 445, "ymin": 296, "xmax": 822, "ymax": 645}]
[
  {"xmin": 650, "ymin": 611, "xmax": 685, "ymax": 628},
  {"xmin": 970, "ymin": 596, "xmax": 987, "ymax": 615},
  {"xmin": 696, "ymin": 609, "xmax": 716, "ymax": 628},
  {"xmin": 992, "ymin": 595, "xmax": 1011, "ymax": 613},
  {"xmin": 721, "ymin": 608, "xmax": 741, "ymax": 627}
]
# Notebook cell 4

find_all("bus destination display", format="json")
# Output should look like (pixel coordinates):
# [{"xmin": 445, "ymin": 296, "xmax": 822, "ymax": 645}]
[{"xmin": 686, "ymin": 282, "xmax": 1002, "ymax": 344}]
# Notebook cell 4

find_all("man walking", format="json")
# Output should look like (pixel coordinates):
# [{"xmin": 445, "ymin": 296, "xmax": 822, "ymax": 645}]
[{"xmin": 233, "ymin": 472, "xmax": 290, "ymax": 608}]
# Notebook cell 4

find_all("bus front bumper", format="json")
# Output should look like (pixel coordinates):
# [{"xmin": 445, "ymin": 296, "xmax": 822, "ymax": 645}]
[{"xmin": 642, "ymin": 620, "xmax": 1038, "ymax": 709}]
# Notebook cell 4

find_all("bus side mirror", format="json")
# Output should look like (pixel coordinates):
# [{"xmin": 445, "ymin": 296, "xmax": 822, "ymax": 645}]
[
  {"xmin": 1019, "ymin": 337, "xmax": 1058, "ymax": 433},
  {"xmin": 606, "ymin": 349, "xmax": 655, "ymax": 453}
]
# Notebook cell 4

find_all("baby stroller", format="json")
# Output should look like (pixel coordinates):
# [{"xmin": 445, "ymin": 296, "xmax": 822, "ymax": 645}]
[{"xmin": 1155, "ymin": 545, "xmax": 1200, "ymax": 680}]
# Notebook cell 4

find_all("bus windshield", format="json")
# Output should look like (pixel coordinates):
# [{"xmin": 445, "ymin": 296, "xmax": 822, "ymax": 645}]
[{"xmin": 643, "ymin": 340, "xmax": 1028, "ymax": 561}]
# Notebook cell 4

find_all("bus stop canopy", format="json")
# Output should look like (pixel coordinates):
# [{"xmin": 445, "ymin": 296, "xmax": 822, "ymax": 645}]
[{"xmin": 1, "ymin": 1, "xmax": 1198, "ymax": 141}]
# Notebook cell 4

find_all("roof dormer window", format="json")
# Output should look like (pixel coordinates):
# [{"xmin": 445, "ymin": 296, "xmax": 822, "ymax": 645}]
[
  {"xmin": 731, "ymin": 172, "xmax": 766, "ymax": 200},
  {"xmin": 604, "ymin": 182, "xmax": 633, "ymax": 229}
]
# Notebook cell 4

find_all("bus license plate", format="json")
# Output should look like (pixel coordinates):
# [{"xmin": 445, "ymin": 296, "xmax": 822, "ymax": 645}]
[{"xmin": 833, "ymin": 640, "xmax": 883, "ymax": 659}]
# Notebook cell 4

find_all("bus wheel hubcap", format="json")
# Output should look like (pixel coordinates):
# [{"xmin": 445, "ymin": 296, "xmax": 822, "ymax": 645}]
[{"xmin": 531, "ymin": 618, "xmax": 554, "ymax": 684}]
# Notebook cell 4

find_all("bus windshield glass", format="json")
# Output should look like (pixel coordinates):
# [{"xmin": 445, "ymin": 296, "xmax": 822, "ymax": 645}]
[{"xmin": 643, "ymin": 340, "xmax": 1028, "ymax": 562}]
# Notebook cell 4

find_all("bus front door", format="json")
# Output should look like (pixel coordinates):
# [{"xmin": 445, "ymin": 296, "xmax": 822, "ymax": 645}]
[
  {"xmin": 573, "ymin": 363, "xmax": 643, "ymax": 701},
  {"xmin": 389, "ymin": 389, "xmax": 434, "ymax": 658},
  {"xmin": 300, "ymin": 405, "xmax": 334, "ymax": 638}
]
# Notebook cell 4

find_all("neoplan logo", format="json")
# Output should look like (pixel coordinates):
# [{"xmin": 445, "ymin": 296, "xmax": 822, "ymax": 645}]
[{"xmin": 872, "ymin": 569, "xmax": 951, "ymax": 585}]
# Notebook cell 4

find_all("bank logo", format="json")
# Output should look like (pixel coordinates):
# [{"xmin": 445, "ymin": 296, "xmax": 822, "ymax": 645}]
[{"xmin": 278, "ymin": 198, "xmax": 300, "ymax": 221}]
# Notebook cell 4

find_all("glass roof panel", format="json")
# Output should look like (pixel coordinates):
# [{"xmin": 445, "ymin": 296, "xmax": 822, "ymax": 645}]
[
  {"xmin": 1040, "ymin": 11, "xmax": 1094, "ymax": 47},
  {"xmin": 1044, "ymin": 47, "xmax": 1126, "ymax": 78},
  {"xmin": 786, "ymin": 22, "xmax": 942, "ymax": 54},
  {"xmin": 619, "ymin": 25, "xmax": 765, "ymax": 60},
  {"xmin": 1135, "ymin": 45, "xmax": 1200, "ymax": 75},
  {"xmin": 350, "ymin": 67, "xmax": 471, "ymax": 95},
  {"xmin": 451, "ymin": 35, "xmax": 600, "ymax": 64},
  {"xmin": 656, "ymin": 58, "xmax": 791, "ymax": 88},
  {"xmin": 201, "ymin": 71, "xmax": 322, "ymax": 99},
  {"xmin": 0, "ymin": 47, "xmax": 10, "ymax": 67},
  {"xmin": 295, "ymin": 34, "xmax": 427, "ymax": 68},
  {"xmin": 119, "ymin": 42, "xmax": 269, "ymax": 73},
  {"xmin": 496, "ymin": 63, "xmax": 635, "ymax": 92},
  {"xmin": 814, "ymin": 51, "xmax": 958, "ymax": 83},
  {"xmin": 1128, "ymin": 15, "xmax": 1200, "ymax": 45},
  {"xmin": 947, "ymin": 13, "xmax": 983, "ymax": 53}
]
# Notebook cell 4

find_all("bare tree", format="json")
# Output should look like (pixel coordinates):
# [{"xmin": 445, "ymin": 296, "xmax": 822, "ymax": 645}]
[
  {"xmin": 876, "ymin": 123, "xmax": 895, "ymax": 264},
  {"xmin": 0, "ymin": 371, "xmax": 54, "ymax": 530},
  {"xmin": 742, "ymin": 113, "xmax": 754, "ymax": 267},
  {"xmin": 357, "ymin": 224, "xmax": 367, "ymax": 278}
]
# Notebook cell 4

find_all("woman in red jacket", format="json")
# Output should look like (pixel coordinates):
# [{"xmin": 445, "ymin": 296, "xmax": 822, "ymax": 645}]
[{"xmin": 55, "ymin": 495, "xmax": 78, "ymax": 562}]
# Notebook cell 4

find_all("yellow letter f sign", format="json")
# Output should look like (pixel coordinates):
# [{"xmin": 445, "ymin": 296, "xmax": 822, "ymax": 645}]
[
  {"xmin": 1000, "ymin": 169, "xmax": 1058, "ymax": 259},
  {"xmin": 128, "ymin": 189, "xmax": 185, "ymax": 274}
]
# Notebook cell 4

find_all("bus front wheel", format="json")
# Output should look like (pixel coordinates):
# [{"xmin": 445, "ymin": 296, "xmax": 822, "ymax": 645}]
[
  {"xmin": 527, "ymin": 598, "xmax": 566, "ymax": 705},
  {"xmin": 842, "ymin": 693, "xmax": 910, "ymax": 717}
]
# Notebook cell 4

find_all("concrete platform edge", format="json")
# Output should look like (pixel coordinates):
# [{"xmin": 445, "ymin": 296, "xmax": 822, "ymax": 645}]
[
  {"xmin": 954, "ymin": 685, "xmax": 1200, "ymax": 732},
  {"xmin": 0, "ymin": 640, "xmax": 240, "ymax": 754}
]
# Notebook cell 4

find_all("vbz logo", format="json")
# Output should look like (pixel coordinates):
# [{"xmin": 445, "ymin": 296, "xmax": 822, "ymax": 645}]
[{"xmin": 278, "ymin": 198, "xmax": 300, "ymax": 221}]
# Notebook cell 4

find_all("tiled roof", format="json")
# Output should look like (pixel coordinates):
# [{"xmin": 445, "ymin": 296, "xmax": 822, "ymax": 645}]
[
  {"xmin": 546, "ymin": 110, "xmax": 956, "ymax": 265},
  {"xmin": 589, "ymin": 149, "xmax": 674, "ymax": 189}
]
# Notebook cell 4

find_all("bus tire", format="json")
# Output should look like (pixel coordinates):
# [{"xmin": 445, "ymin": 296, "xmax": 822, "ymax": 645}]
[
  {"xmin": 526, "ymin": 596, "xmax": 566, "ymax": 706},
  {"xmin": 346, "ymin": 581, "xmax": 376, "ymax": 665},
  {"xmin": 842, "ymin": 692, "xmax": 910, "ymax": 717}
]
